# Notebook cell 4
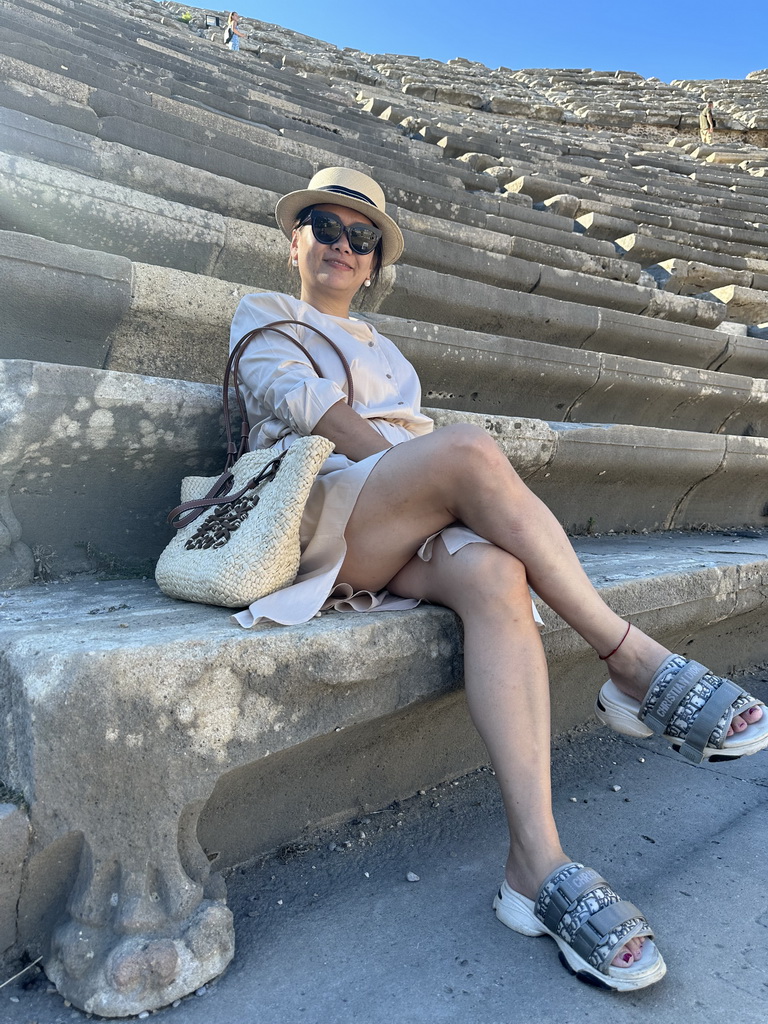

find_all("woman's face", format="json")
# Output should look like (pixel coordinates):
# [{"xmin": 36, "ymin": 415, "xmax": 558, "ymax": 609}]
[{"xmin": 290, "ymin": 203, "xmax": 378, "ymax": 310}]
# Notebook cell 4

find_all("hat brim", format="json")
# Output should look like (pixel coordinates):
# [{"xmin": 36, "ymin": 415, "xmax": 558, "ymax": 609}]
[{"xmin": 275, "ymin": 188, "xmax": 404, "ymax": 266}]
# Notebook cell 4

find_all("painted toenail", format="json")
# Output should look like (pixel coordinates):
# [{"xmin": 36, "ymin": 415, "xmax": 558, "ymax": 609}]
[{"xmin": 622, "ymin": 952, "xmax": 633, "ymax": 963}]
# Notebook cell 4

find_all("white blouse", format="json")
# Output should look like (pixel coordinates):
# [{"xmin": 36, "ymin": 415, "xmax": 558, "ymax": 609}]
[{"xmin": 229, "ymin": 292, "xmax": 434, "ymax": 469}]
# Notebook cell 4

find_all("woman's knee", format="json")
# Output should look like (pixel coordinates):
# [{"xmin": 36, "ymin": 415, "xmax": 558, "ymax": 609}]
[
  {"xmin": 431, "ymin": 423, "xmax": 517, "ymax": 485},
  {"xmin": 428, "ymin": 541, "xmax": 532, "ymax": 613}
]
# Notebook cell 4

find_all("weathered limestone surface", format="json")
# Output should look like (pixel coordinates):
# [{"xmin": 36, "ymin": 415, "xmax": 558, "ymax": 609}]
[
  {"xmin": 3, "ymin": 0, "xmax": 768, "ymax": 1015},
  {"xmin": 4, "ymin": 358, "xmax": 768, "ymax": 592},
  {"xmin": 4, "ymin": 533, "xmax": 768, "ymax": 1013},
  {"xmin": 0, "ymin": 804, "xmax": 29, "ymax": 956}
]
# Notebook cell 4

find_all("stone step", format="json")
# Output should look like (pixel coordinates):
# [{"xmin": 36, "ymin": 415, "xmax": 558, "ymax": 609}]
[
  {"xmin": 1, "ymin": 106, "xmax": 608, "ymax": 260},
  {"xmin": 4, "ymin": 357, "xmax": 768, "ymax": 587},
  {"xmin": 2, "ymin": 531, "xmax": 768, "ymax": 1012},
  {"xmin": 615, "ymin": 233, "xmax": 768, "ymax": 296},
  {"xmin": 645, "ymin": 258, "xmax": 768, "ymax": 297},
  {"xmin": 383, "ymin": 262, "xmax": 726, "ymax": 335},
  {"xmin": 0, "ymin": 151, "xmax": 639, "ymax": 292},
  {"xmin": 0, "ymin": 42, "xmax": 469, "ymax": 197},
  {"xmin": 4, "ymin": 231, "xmax": 746, "ymax": 391},
  {"xmin": 1, "ymin": 74, "xmax": 534, "ymax": 233},
  {"xmin": 0, "ymin": 37, "xmax": 468, "ymax": 195},
  {"xmin": 577, "ymin": 206, "xmax": 768, "ymax": 266},
  {"xmin": 370, "ymin": 314, "xmax": 768, "ymax": 436}
]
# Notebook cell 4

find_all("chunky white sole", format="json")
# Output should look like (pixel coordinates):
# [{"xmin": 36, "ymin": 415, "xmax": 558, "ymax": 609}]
[
  {"xmin": 492, "ymin": 881, "xmax": 667, "ymax": 992},
  {"xmin": 595, "ymin": 679, "xmax": 768, "ymax": 761}
]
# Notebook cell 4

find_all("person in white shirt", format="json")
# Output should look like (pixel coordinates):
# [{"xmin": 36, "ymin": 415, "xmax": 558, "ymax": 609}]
[{"xmin": 229, "ymin": 167, "xmax": 768, "ymax": 990}]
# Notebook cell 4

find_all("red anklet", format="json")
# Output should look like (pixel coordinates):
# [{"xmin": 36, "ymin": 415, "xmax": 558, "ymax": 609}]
[{"xmin": 598, "ymin": 621, "xmax": 631, "ymax": 661}]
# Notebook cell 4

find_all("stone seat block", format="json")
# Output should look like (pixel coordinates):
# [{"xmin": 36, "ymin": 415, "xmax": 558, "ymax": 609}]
[
  {"xmin": 709, "ymin": 285, "xmax": 768, "ymax": 326},
  {"xmin": 397, "ymin": 206, "xmax": 625, "ymax": 269},
  {"xmin": 89, "ymin": 88, "xmax": 315, "ymax": 178},
  {"xmin": 1, "ymin": 68, "xmax": 401, "ymax": 202},
  {"xmin": 0, "ymin": 804, "xmax": 29, "ymax": 958},
  {"xmin": 0, "ymin": 108, "xmax": 448, "ymax": 235},
  {"xmin": 3, "ymin": 532, "xmax": 768, "ymax": 1013},
  {"xmin": 616, "ymin": 232, "xmax": 754, "ymax": 274},
  {"xmin": 0, "ymin": 79, "xmax": 100, "ymax": 136},
  {"xmin": 5, "ymin": 358, "xmax": 768, "ymax": 590},
  {"xmin": 532, "ymin": 263, "xmax": 653, "ymax": 315},
  {"xmin": 0, "ymin": 153, "xmax": 229, "ymax": 276},
  {"xmin": 103, "ymin": 113, "xmax": 312, "ymax": 197},
  {"xmin": 0, "ymin": 46, "xmax": 172, "ymax": 110},
  {"xmin": 385, "ymin": 263, "xmax": 726, "ymax": 342},
  {"xmin": 647, "ymin": 259, "xmax": 755, "ymax": 297},
  {"xmin": 0, "ymin": 230, "xmax": 132, "ymax": 368},
  {"xmin": 369, "ymin": 314, "xmax": 768, "ymax": 434},
  {"xmin": 506, "ymin": 175, "xmax": 601, "ymax": 204},
  {"xmin": 0, "ymin": 234, "xmax": 257, "ymax": 380},
  {"xmin": 0, "ymin": 153, "xmax": 300, "ymax": 288},
  {"xmin": 717, "ymin": 334, "xmax": 768, "ymax": 380}
]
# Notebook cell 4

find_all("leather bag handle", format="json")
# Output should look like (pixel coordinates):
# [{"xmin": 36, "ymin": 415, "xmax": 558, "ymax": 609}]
[{"xmin": 167, "ymin": 318, "xmax": 356, "ymax": 528}]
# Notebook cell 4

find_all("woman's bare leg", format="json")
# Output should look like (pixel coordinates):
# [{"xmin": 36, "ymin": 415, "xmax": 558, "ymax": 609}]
[
  {"xmin": 340, "ymin": 425, "xmax": 759, "ymax": 729},
  {"xmin": 385, "ymin": 539, "xmax": 645, "ymax": 966}
]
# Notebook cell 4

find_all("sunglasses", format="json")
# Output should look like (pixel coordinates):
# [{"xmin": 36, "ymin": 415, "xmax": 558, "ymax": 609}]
[{"xmin": 299, "ymin": 208, "xmax": 382, "ymax": 256}]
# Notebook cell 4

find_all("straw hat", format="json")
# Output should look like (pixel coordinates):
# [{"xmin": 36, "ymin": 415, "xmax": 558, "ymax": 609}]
[{"xmin": 275, "ymin": 167, "xmax": 404, "ymax": 266}]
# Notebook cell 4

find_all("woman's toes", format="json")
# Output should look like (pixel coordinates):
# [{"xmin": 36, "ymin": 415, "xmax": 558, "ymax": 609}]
[
  {"xmin": 730, "ymin": 715, "xmax": 748, "ymax": 735},
  {"xmin": 612, "ymin": 936, "xmax": 645, "ymax": 968},
  {"xmin": 612, "ymin": 946, "xmax": 635, "ymax": 967},
  {"xmin": 727, "ymin": 705, "xmax": 764, "ymax": 737}
]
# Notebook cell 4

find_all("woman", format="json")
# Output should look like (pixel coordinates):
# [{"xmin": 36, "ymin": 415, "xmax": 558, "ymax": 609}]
[
  {"xmin": 224, "ymin": 11, "xmax": 244, "ymax": 51},
  {"xmin": 229, "ymin": 167, "xmax": 768, "ymax": 990}
]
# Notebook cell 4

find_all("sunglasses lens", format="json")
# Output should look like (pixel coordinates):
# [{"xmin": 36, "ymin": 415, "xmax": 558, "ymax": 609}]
[
  {"xmin": 310, "ymin": 211, "xmax": 343, "ymax": 245},
  {"xmin": 347, "ymin": 226, "xmax": 381, "ymax": 255}
]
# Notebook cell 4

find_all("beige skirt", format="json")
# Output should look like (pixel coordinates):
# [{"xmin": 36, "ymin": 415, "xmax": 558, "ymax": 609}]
[{"xmin": 232, "ymin": 447, "xmax": 543, "ymax": 629}]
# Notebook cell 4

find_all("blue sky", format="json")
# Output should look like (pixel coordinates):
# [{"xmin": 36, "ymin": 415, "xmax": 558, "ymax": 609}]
[{"xmin": 234, "ymin": 0, "xmax": 766, "ymax": 84}]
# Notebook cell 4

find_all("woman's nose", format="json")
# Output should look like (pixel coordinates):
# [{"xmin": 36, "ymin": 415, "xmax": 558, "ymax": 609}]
[{"xmin": 331, "ymin": 229, "xmax": 351, "ymax": 253}]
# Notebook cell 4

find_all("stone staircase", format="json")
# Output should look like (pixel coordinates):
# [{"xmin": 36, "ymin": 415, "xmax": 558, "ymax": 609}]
[{"xmin": 2, "ymin": 0, "xmax": 768, "ymax": 1014}]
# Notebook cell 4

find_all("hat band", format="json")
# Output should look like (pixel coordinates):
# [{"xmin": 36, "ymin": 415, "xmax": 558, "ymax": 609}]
[{"xmin": 317, "ymin": 184, "xmax": 377, "ymax": 208}]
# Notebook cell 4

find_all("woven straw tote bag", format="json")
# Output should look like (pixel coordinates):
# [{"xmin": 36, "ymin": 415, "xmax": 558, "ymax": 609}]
[{"xmin": 155, "ymin": 319, "xmax": 354, "ymax": 608}]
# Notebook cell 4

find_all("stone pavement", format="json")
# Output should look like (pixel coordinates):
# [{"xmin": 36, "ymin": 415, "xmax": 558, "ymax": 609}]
[{"xmin": 2, "ymin": 692, "xmax": 766, "ymax": 1024}]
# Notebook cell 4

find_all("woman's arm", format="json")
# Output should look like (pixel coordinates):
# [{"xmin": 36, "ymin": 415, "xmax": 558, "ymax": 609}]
[{"xmin": 313, "ymin": 399, "xmax": 393, "ymax": 462}]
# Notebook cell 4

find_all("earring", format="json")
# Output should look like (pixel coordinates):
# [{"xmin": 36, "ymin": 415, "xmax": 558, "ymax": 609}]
[
  {"xmin": 364, "ymin": 278, "xmax": 371, "ymax": 288},
  {"xmin": 292, "ymin": 258, "xmax": 298, "ymax": 267}
]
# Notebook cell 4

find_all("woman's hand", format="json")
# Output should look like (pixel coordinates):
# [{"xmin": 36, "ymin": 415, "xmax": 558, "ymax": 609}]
[{"xmin": 313, "ymin": 399, "xmax": 393, "ymax": 463}]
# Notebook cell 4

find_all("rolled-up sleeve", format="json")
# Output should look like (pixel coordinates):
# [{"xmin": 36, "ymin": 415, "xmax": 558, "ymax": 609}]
[
  {"xmin": 272, "ymin": 376, "xmax": 346, "ymax": 435},
  {"xmin": 231, "ymin": 295, "xmax": 347, "ymax": 435}
]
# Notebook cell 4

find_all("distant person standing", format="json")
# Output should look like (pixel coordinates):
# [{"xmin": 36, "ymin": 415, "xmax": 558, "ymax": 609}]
[
  {"xmin": 224, "ymin": 12, "xmax": 245, "ymax": 51},
  {"xmin": 699, "ymin": 99, "xmax": 715, "ymax": 144}
]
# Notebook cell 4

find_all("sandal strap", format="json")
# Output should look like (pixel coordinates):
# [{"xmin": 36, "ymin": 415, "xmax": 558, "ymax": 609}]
[
  {"xmin": 569, "ymin": 899, "xmax": 646, "ymax": 969},
  {"xmin": 535, "ymin": 864, "xmax": 651, "ymax": 973},
  {"xmin": 679, "ymin": 677, "xmax": 744, "ymax": 763},
  {"xmin": 539, "ymin": 865, "xmax": 607, "ymax": 932},
  {"xmin": 641, "ymin": 657, "xmax": 753, "ymax": 764},
  {"xmin": 641, "ymin": 658, "xmax": 708, "ymax": 732}
]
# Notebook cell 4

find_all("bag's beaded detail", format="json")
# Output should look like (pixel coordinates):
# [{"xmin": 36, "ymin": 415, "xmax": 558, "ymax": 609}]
[
  {"xmin": 183, "ymin": 458, "xmax": 284, "ymax": 551},
  {"xmin": 184, "ymin": 490, "xmax": 261, "ymax": 550}
]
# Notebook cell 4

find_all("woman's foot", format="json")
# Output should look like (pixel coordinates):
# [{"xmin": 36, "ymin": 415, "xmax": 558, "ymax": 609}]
[
  {"xmin": 499, "ymin": 855, "xmax": 662, "ymax": 985},
  {"xmin": 505, "ymin": 851, "xmax": 644, "ymax": 969}
]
